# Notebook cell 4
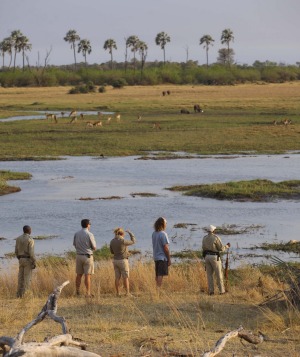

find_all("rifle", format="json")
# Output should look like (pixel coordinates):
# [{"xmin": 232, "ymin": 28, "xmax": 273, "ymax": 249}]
[{"xmin": 224, "ymin": 249, "xmax": 230, "ymax": 292}]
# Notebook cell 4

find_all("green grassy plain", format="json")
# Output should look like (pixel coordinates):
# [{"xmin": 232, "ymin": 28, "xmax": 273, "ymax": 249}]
[{"xmin": 0, "ymin": 83, "xmax": 300, "ymax": 158}]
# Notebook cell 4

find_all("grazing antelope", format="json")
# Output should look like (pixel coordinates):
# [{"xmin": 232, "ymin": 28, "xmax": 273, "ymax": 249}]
[
  {"xmin": 86, "ymin": 121, "xmax": 94, "ymax": 128},
  {"xmin": 116, "ymin": 114, "xmax": 121, "ymax": 122},
  {"xmin": 106, "ymin": 116, "xmax": 112, "ymax": 124},
  {"xmin": 80, "ymin": 113, "xmax": 84, "ymax": 120},
  {"xmin": 272, "ymin": 120, "xmax": 278, "ymax": 125},
  {"xmin": 166, "ymin": 90, "xmax": 171, "ymax": 95},
  {"xmin": 69, "ymin": 110, "xmax": 77, "ymax": 117},
  {"xmin": 162, "ymin": 91, "xmax": 166, "ymax": 96},
  {"xmin": 137, "ymin": 115, "xmax": 142, "ymax": 121},
  {"xmin": 61, "ymin": 112, "xmax": 65, "ymax": 117},
  {"xmin": 45, "ymin": 114, "xmax": 58, "ymax": 123},
  {"xmin": 93, "ymin": 120, "xmax": 102, "ymax": 127},
  {"xmin": 69, "ymin": 116, "xmax": 77, "ymax": 124},
  {"xmin": 153, "ymin": 122, "xmax": 161, "ymax": 130}
]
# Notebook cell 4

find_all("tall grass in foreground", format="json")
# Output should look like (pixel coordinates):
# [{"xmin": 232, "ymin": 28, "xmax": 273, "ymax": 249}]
[{"xmin": 0, "ymin": 259, "xmax": 299, "ymax": 356}]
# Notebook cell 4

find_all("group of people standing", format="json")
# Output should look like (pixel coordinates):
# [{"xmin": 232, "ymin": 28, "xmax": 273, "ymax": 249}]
[{"xmin": 15, "ymin": 217, "xmax": 229, "ymax": 298}]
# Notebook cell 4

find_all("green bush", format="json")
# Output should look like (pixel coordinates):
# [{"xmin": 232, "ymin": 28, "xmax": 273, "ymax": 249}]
[{"xmin": 98, "ymin": 85, "xmax": 106, "ymax": 93}]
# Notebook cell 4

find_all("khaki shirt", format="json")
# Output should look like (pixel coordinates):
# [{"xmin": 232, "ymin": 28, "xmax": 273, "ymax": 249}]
[
  {"xmin": 15, "ymin": 233, "xmax": 36, "ymax": 264},
  {"xmin": 110, "ymin": 232, "xmax": 136, "ymax": 260},
  {"xmin": 202, "ymin": 233, "xmax": 227, "ymax": 253}
]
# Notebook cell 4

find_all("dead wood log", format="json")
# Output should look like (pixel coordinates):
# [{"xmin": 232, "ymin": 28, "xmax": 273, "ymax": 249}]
[
  {"xmin": 202, "ymin": 326, "xmax": 264, "ymax": 357},
  {"xmin": 0, "ymin": 281, "xmax": 101, "ymax": 357}
]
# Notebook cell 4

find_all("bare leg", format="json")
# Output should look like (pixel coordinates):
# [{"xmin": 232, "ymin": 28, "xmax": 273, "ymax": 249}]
[
  {"xmin": 76, "ymin": 274, "xmax": 82, "ymax": 294},
  {"xmin": 115, "ymin": 277, "xmax": 121, "ymax": 296},
  {"xmin": 156, "ymin": 276, "xmax": 163, "ymax": 287},
  {"xmin": 123, "ymin": 277, "xmax": 130, "ymax": 294},
  {"xmin": 84, "ymin": 274, "xmax": 91, "ymax": 296}
]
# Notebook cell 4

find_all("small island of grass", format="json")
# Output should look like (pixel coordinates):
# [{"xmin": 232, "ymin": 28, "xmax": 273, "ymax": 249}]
[
  {"xmin": 0, "ymin": 170, "xmax": 32, "ymax": 196},
  {"xmin": 168, "ymin": 179, "xmax": 300, "ymax": 202}
]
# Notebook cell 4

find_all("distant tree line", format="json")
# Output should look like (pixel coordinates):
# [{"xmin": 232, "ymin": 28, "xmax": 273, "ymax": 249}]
[{"xmin": 1, "ymin": 28, "xmax": 300, "ymax": 87}]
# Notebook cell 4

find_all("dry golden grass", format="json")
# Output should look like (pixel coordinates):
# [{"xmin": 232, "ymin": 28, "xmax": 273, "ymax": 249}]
[
  {"xmin": 0, "ymin": 260, "xmax": 299, "ymax": 356},
  {"xmin": 1, "ymin": 82, "xmax": 300, "ymax": 113}
]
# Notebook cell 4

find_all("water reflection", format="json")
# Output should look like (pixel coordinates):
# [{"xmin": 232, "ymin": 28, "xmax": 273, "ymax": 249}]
[{"xmin": 0, "ymin": 154, "xmax": 300, "ymax": 268}]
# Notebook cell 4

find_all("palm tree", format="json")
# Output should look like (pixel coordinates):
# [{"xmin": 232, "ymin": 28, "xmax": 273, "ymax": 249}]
[
  {"xmin": 64, "ymin": 29, "xmax": 80, "ymax": 69},
  {"xmin": 10, "ymin": 30, "xmax": 24, "ymax": 71},
  {"xmin": 155, "ymin": 31, "xmax": 170, "ymax": 64},
  {"xmin": 200, "ymin": 35, "xmax": 214, "ymax": 67},
  {"xmin": 126, "ymin": 35, "xmax": 140, "ymax": 73},
  {"xmin": 19, "ymin": 35, "xmax": 32, "ymax": 71},
  {"xmin": 0, "ymin": 37, "xmax": 13, "ymax": 69},
  {"xmin": 221, "ymin": 28, "xmax": 234, "ymax": 65},
  {"xmin": 138, "ymin": 40, "xmax": 148, "ymax": 78},
  {"xmin": 78, "ymin": 39, "xmax": 92, "ymax": 66},
  {"xmin": 103, "ymin": 39, "xmax": 117, "ymax": 70}
]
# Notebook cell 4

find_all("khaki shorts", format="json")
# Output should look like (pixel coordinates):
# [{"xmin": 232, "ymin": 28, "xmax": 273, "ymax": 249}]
[
  {"xmin": 76, "ymin": 255, "xmax": 94, "ymax": 275},
  {"xmin": 113, "ymin": 259, "xmax": 129, "ymax": 279}
]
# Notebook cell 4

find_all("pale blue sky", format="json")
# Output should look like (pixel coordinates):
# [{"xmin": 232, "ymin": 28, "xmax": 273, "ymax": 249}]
[{"xmin": 1, "ymin": 0, "xmax": 299, "ymax": 66}]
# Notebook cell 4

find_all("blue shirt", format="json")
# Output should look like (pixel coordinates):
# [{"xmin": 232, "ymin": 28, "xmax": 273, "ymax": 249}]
[{"xmin": 152, "ymin": 231, "xmax": 169, "ymax": 261}]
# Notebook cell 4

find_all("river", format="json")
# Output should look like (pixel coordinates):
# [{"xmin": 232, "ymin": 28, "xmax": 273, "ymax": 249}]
[{"xmin": 1, "ymin": 154, "xmax": 300, "ymax": 268}]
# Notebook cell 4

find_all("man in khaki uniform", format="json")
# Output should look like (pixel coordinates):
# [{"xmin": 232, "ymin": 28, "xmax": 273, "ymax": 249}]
[
  {"xmin": 15, "ymin": 225, "xmax": 36, "ymax": 298},
  {"xmin": 202, "ymin": 225, "xmax": 230, "ymax": 295}
]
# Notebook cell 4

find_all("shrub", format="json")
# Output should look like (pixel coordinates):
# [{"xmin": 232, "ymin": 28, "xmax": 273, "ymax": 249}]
[
  {"xmin": 98, "ymin": 85, "xmax": 106, "ymax": 93},
  {"xmin": 111, "ymin": 78, "xmax": 127, "ymax": 88}
]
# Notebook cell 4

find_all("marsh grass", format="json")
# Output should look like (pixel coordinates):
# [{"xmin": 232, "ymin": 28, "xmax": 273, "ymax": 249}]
[
  {"xmin": 0, "ymin": 84, "xmax": 300, "ymax": 158},
  {"xmin": 0, "ymin": 258, "xmax": 299, "ymax": 356},
  {"xmin": 168, "ymin": 179, "xmax": 300, "ymax": 202}
]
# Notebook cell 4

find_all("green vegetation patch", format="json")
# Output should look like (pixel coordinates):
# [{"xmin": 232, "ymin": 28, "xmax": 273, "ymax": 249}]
[
  {"xmin": 251, "ymin": 241, "xmax": 300, "ymax": 254},
  {"xmin": 0, "ymin": 170, "xmax": 32, "ymax": 196},
  {"xmin": 168, "ymin": 179, "xmax": 300, "ymax": 202},
  {"xmin": 130, "ymin": 192, "xmax": 159, "ymax": 197},
  {"xmin": 171, "ymin": 249, "xmax": 202, "ymax": 259}
]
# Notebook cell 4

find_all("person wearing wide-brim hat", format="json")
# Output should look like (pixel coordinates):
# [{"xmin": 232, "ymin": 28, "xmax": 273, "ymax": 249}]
[{"xmin": 202, "ymin": 225, "xmax": 230, "ymax": 295}]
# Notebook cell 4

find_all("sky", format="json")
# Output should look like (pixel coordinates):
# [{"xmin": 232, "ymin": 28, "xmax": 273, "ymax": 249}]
[{"xmin": 1, "ymin": 0, "xmax": 300, "ymax": 67}]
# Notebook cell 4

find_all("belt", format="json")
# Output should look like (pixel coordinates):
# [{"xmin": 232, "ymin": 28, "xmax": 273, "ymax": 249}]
[
  {"xmin": 18, "ymin": 255, "xmax": 30, "ymax": 259},
  {"xmin": 78, "ymin": 254, "xmax": 93, "ymax": 258},
  {"xmin": 205, "ymin": 252, "xmax": 219, "ymax": 256}
]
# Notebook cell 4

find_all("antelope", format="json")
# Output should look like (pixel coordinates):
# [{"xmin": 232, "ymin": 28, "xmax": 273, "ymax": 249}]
[
  {"xmin": 272, "ymin": 120, "xmax": 278, "ymax": 125},
  {"xmin": 116, "ymin": 114, "xmax": 121, "ymax": 122},
  {"xmin": 69, "ymin": 110, "xmax": 77, "ymax": 117},
  {"xmin": 86, "ymin": 121, "xmax": 94, "ymax": 128},
  {"xmin": 69, "ymin": 116, "xmax": 77, "ymax": 124},
  {"xmin": 45, "ymin": 114, "xmax": 58, "ymax": 123},
  {"xmin": 137, "ymin": 115, "xmax": 142, "ymax": 121},
  {"xmin": 153, "ymin": 122, "xmax": 161, "ymax": 130},
  {"xmin": 93, "ymin": 120, "xmax": 102, "ymax": 127},
  {"xmin": 80, "ymin": 113, "xmax": 84, "ymax": 120},
  {"xmin": 61, "ymin": 112, "xmax": 65, "ymax": 117},
  {"xmin": 106, "ymin": 116, "xmax": 112, "ymax": 124}
]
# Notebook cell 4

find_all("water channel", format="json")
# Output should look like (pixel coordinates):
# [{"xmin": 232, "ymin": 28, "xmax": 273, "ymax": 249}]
[{"xmin": 1, "ymin": 154, "xmax": 300, "ymax": 269}]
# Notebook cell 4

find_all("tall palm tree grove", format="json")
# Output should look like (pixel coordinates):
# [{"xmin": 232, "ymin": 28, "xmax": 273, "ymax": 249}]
[
  {"xmin": 19, "ymin": 35, "xmax": 32, "ymax": 71},
  {"xmin": 103, "ymin": 39, "xmax": 117, "ymax": 70},
  {"xmin": 221, "ymin": 28, "xmax": 234, "ymax": 66},
  {"xmin": 78, "ymin": 39, "xmax": 92, "ymax": 66},
  {"xmin": 126, "ymin": 35, "xmax": 140, "ymax": 73},
  {"xmin": 199, "ymin": 34, "xmax": 214, "ymax": 67},
  {"xmin": 155, "ymin": 31, "xmax": 171, "ymax": 64},
  {"xmin": 64, "ymin": 29, "xmax": 80, "ymax": 70}
]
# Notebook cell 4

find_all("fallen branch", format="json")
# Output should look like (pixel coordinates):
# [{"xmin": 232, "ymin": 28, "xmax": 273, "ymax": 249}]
[
  {"xmin": 202, "ymin": 326, "xmax": 264, "ymax": 357},
  {"xmin": 0, "ymin": 281, "xmax": 101, "ymax": 357}
]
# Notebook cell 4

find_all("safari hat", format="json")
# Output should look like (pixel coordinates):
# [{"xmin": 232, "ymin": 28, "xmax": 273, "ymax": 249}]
[{"xmin": 208, "ymin": 225, "xmax": 216, "ymax": 232}]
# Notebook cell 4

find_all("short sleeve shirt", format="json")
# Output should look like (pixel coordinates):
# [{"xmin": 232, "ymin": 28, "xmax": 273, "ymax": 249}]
[
  {"xmin": 73, "ymin": 228, "xmax": 96, "ymax": 255},
  {"xmin": 152, "ymin": 230, "xmax": 169, "ymax": 261}
]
